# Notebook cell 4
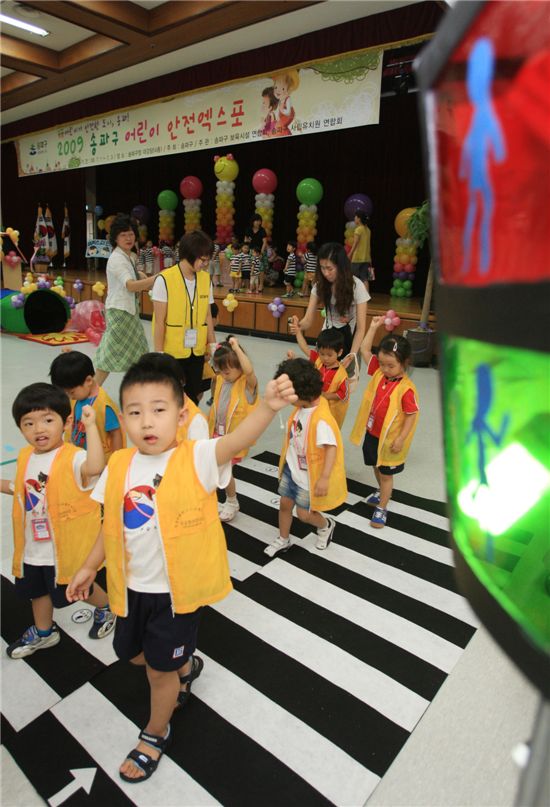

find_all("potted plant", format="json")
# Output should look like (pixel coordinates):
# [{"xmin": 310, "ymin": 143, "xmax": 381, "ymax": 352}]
[{"xmin": 405, "ymin": 200, "xmax": 435, "ymax": 366}]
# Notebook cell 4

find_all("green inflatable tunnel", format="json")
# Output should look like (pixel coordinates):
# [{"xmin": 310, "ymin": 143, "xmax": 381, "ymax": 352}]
[{"xmin": 0, "ymin": 289, "xmax": 70, "ymax": 334}]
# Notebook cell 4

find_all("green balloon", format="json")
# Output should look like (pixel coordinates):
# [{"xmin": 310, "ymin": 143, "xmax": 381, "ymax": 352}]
[
  {"xmin": 390, "ymin": 287, "xmax": 397, "ymax": 296},
  {"xmin": 296, "ymin": 178, "xmax": 323, "ymax": 206},
  {"xmin": 403, "ymin": 280, "xmax": 412, "ymax": 289},
  {"xmin": 157, "ymin": 189, "xmax": 178, "ymax": 210},
  {"xmin": 296, "ymin": 271, "xmax": 304, "ymax": 280},
  {"xmin": 294, "ymin": 278, "xmax": 302, "ymax": 288},
  {"xmin": 396, "ymin": 287, "xmax": 406, "ymax": 297},
  {"xmin": 394, "ymin": 279, "xmax": 403, "ymax": 288},
  {"xmin": 405, "ymin": 289, "xmax": 413, "ymax": 297}
]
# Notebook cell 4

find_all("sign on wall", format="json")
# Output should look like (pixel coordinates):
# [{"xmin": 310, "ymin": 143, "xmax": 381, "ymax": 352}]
[{"xmin": 15, "ymin": 49, "xmax": 382, "ymax": 177}]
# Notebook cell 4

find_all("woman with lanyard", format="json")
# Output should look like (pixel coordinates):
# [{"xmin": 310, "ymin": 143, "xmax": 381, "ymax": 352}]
[
  {"xmin": 244, "ymin": 214, "xmax": 268, "ymax": 290},
  {"xmin": 95, "ymin": 214, "xmax": 158, "ymax": 386},
  {"xmin": 152, "ymin": 230, "xmax": 216, "ymax": 404},
  {"xmin": 293, "ymin": 242, "xmax": 369, "ymax": 363}
]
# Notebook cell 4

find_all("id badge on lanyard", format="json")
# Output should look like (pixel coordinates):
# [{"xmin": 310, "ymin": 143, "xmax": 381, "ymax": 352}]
[
  {"xmin": 31, "ymin": 517, "xmax": 52, "ymax": 542},
  {"xmin": 184, "ymin": 328, "xmax": 198, "ymax": 348},
  {"xmin": 297, "ymin": 454, "xmax": 308, "ymax": 471}
]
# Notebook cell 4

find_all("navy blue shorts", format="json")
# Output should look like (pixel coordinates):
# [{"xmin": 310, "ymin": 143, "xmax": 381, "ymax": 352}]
[
  {"xmin": 14, "ymin": 564, "xmax": 87, "ymax": 609},
  {"xmin": 114, "ymin": 589, "xmax": 202, "ymax": 672},
  {"xmin": 362, "ymin": 432, "xmax": 404, "ymax": 475}
]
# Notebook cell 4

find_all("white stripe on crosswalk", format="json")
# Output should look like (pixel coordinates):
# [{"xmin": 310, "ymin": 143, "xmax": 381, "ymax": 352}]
[
  {"xmin": 227, "ymin": 550, "xmax": 260, "ymax": 581},
  {"xmin": 213, "ymin": 589, "xmax": 429, "ymax": 731},
  {"xmin": 51, "ymin": 683, "xmax": 220, "ymax": 805},
  {"xmin": 260, "ymin": 561, "xmax": 463, "ymax": 673},
  {"xmin": 0, "ymin": 638, "xmax": 60, "ymax": 730},
  {"xmin": 194, "ymin": 651, "xmax": 380, "ymax": 805}
]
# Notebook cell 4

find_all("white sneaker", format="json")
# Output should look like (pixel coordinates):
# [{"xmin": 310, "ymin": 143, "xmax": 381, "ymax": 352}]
[
  {"xmin": 7, "ymin": 624, "xmax": 61, "ymax": 658},
  {"xmin": 219, "ymin": 499, "xmax": 240, "ymax": 522},
  {"xmin": 264, "ymin": 536, "xmax": 292, "ymax": 557},
  {"xmin": 316, "ymin": 516, "xmax": 336, "ymax": 550}
]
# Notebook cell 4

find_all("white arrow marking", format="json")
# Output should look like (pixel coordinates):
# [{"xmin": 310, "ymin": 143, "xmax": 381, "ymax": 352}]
[{"xmin": 48, "ymin": 767, "xmax": 97, "ymax": 806}]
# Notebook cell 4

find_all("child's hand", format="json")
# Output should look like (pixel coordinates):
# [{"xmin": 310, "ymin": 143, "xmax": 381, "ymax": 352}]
[
  {"xmin": 340, "ymin": 353, "xmax": 355, "ymax": 369},
  {"xmin": 390, "ymin": 436, "xmax": 404, "ymax": 453},
  {"xmin": 287, "ymin": 349, "xmax": 297, "ymax": 359},
  {"xmin": 80, "ymin": 404, "xmax": 96, "ymax": 429},
  {"xmin": 369, "ymin": 316, "xmax": 384, "ymax": 330},
  {"xmin": 61, "ymin": 346, "xmax": 73, "ymax": 354},
  {"xmin": 314, "ymin": 477, "xmax": 329, "ymax": 497},
  {"xmin": 288, "ymin": 315, "xmax": 300, "ymax": 335},
  {"xmin": 264, "ymin": 374, "xmax": 298, "ymax": 411},
  {"xmin": 228, "ymin": 336, "xmax": 240, "ymax": 351},
  {"xmin": 66, "ymin": 567, "xmax": 97, "ymax": 602}
]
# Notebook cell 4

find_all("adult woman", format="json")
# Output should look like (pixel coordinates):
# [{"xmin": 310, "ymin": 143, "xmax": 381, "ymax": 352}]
[
  {"xmin": 152, "ymin": 230, "xmax": 216, "ymax": 404},
  {"xmin": 294, "ymin": 242, "xmax": 369, "ymax": 360},
  {"xmin": 244, "ymin": 214, "xmax": 268, "ymax": 254},
  {"xmin": 348, "ymin": 210, "xmax": 374, "ymax": 292},
  {"xmin": 95, "ymin": 214, "xmax": 157, "ymax": 385}
]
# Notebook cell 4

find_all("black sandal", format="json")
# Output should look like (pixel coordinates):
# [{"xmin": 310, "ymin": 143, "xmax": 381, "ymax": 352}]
[
  {"xmin": 119, "ymin": 725, "xmax": 171, "ymax": 783},
  {"xmin": 176, "ymin": 654, "xmax": 204, "ymax": 708}
]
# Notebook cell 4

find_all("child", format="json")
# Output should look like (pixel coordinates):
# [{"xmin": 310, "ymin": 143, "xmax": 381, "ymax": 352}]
[
  {"xmin": 265, "ymin": 244, "xmax": 284, "ymax": 287},
  {"xmin": 50, "ymin": 350, "xmax": 124, "ymax": 461},
  {"xmin": 288, "ymin": 319, "xmax": 350, "ymax": 428},
  {"xmin": 1, "ymin": 383, "xmax": 114, "ymax": 657},
  {"xmin": 249, "ymin": 245, "xmax": 262, "ymax": 294},
  {"xmin": 299, "ymin": 241, "xmax": 318, "ymax": 297},
  {"xmin": 209, "ymin": 337, "xmax": 258, "ymax": 522},
  {"xmin": 67, "ymin": 360, "xmax": 297, "ymax": 783},
  {"xmin": 209, "ymin": 242, "xmax": 223, "ymax": 287},
  {"xmin": 239, "ymin": 242, "xmax": 252, "ymax": 292},
  {"xmin": 350, "ymin": 318, "xmax": 419, "ymax": 528},
  {"xmin": 283, "ymin": 240, "xmax": 298, "ymax": 297},
  {"xmin": 264, "ymin": 358, "xmax": 347, "ymax": 557},
  {"xmin": 261, "ymin": 86, "xmax": 278, "ymax": 137},
  {"xmin": 229, "ymin": 243, "xmax": 242, "ymax": 293}
]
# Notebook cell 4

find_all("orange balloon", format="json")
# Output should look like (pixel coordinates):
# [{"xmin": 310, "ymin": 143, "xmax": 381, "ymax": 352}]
[
  {"xmin": 394, "ymin": 207, "xmax": 417, "ymax": 238},
  {"xmin": 104, "ymin": 214, "xmax": 116, "ymax": 234}
]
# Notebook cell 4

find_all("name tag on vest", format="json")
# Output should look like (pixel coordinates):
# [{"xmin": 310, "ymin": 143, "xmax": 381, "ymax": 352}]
[{"xmin": 184, "ymin": 328, "xmax": 198, "ymax": 348}]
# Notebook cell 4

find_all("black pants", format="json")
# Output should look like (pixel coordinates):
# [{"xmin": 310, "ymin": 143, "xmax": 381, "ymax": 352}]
[{"xmin": 177, "ymin": 353, "xmax": 205, "ymax": 404}]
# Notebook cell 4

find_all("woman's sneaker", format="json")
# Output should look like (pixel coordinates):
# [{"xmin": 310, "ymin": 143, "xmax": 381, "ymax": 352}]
[
  {"xmin": 264, "ymin": 536, "xmax": 292, "ymax": 557},
  {"xmin": 365, "ymin": 490, "xmax": 381, "ymax": 506},
  {"xmin": 370, "ymin": 507, "xmax": 387, "ymax": 528},
  {"xmin": 219, "ymin": 499, "xmax": 240, "ymax": 522},
  {"xmin": 316, "ymin": 516, "xmax": 336, "ymax": 550},
  {"xmin": 88, "ymin": 606, "xmax": 116, "ymax": 640},
  {"xmin": 7, "ymin": 624, "xmax": 60, "ymax": 658}
]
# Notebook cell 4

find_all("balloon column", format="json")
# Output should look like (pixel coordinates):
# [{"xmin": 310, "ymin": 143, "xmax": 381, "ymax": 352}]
[
  {"xmin": 252, "ymin": 169, "xmax": 277, "ymax": 239},
  {"xmin": 268, "ymin": 297, "xmax": 286, "ymax": 319},
  {"xmin": 343, "ymin": 193, "xmax": 373, "ymax": 254},
  {"xmin": 180, "ymin": 176, "xmax": 203, "ymax": 234},
  {"xmin": 295, "ymin": 178, "xmax": 323, "ymax": 254},
  {"xmin": 157, "ymin": 190, "xmax": 178, "ymax": 246},
  {"xmin": 214, "ymin": 154, "xmax": 239, "ymax": 245},
  {"xmin": 222, "ymin": 293, "xmax": 239, "ymax": 313},
  {"xmin": 383, "ymin": 309, "xmax": 401, "ymax": 332},
  {"xmin": 131, "ymin": 205, "xmax": 150, "ymax": 245},
  {"xmin": 391, "ymin": 208, "xmax": 418, "ymax": 299}
]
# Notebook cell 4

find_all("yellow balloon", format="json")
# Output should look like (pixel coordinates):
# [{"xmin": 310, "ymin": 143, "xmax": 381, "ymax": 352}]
[{"xmin": 394, "ymin": 207, "xmax": 417, "ymax": 238}]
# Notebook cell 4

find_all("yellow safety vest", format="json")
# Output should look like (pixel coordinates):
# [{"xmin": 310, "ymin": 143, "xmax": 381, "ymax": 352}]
[
  {"xmin": 177, "ymin": 395, "xmax": 208, "ymax": 442},
  {"xmin": 152, "ymin": 265, "xmax": 210, "ymax": 358},
  {"xmin": 313, "ymin": 356, "xmax": 349, "ymax": 428},
  {"xmin": 208, "ymin": 374, "xmax": 259, "ymax": 458}
]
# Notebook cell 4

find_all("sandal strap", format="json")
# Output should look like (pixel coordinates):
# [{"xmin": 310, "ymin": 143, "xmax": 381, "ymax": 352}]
[
  {"xmin": 179, "ymin": 655, "xmax": 203, "ymax": 685},
  {"xmin": 138, "ymin": 725, "xmax": 171, "ymax": 752},
  {"xmin": 126, "ymin": 748, "xmax": 157, "ymax": 775}
]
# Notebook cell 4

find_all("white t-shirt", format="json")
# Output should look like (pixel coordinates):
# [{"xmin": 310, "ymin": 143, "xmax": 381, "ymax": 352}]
[
  {"xmin": 91, "ymin": 439, "xmax": 231, "ymax": 593},
  {"xmin": 22, "ymin": 448, "xmax": 95, "ymax": 566},
  {"xmin": 285, "ymin": 406, "xmax": 337, "ymax": 491},
  {"xmin": 151, "ymin": 273, "xmax": 215, "ymax": 305},
  {"xmin": 105, "ymin": 247, "xmax": 140, "ymax": 315},
  {"xmin": 311, "ymin": 276, "xmax": 370, "ymax": 332},
  {"xmin": 188, "ymin": 412, "xmax": 209, "ymax": 440}
]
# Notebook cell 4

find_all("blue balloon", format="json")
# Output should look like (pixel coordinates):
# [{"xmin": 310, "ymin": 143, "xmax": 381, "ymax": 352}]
[{"xmin": 94, "ymin": 205, "xmax": 104, "ymax": 216}]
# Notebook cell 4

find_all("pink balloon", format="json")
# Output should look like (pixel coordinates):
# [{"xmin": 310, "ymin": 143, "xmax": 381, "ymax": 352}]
[
  {"xmin": 252, "ymin": 168, "xmax": 278, "ymax": 194},
  {"xmin": 387, "ymin": 309, "xmax": 396, "ymax": 318},
  {"xmin": 384, "ymin": 317, "xmax": 393, "ymax": 327},
  {"xmin": 384, "ymin": 322, "xmax": 393, "ymax": 331},
  {"xmin": 86, "ymin": 326, "xmax": 102, "ymax": 346},
  {"xmin": 391, "ymin": 316, "xmax": 401, "ymax": 326},
  {"xmin": 180, "ymin": 176, "xmax": 203, "ymax": 199}
]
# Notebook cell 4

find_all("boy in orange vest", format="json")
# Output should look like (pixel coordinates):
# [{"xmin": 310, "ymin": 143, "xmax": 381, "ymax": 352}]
[
  {"xmin": 287, "ymin": 317, "xmax": 350, "ymax": 427},
  {"xmin": 66, "ymin": 357, "xmax": 297, "ymax": 784},
  {"xmin": 264, "ymin": 358, "xmax": 348, "ymax": 557},
  {"xmin": 50, "ymin": 350, "xmax": 124, "ymax": 461},
  {"xmin": 0, "ymin": 383, "xmax": 114, "ymax": 658}
]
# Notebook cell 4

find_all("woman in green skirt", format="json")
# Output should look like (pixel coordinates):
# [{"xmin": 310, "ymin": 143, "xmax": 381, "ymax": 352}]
[{"xmin": 95, "ymin": 214, "xmax": 157, "ymax": 385}]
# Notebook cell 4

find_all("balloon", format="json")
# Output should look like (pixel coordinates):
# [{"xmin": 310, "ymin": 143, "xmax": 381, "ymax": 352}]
[
  {"xmin": 396, "ymin": 287, "xmax": 406, "ymax": 297},
  {"xmin": 391, "ymin": 316, "xmax": 401, "ymax": 326},
  {"xmin": 399, "ymin": 272, "xmax": 408, "ymax": 279},
  {"xmin": 97, "ymin": 219, "xmax": 105, "ymax": 230},
  {"xmin": 272, "ymin": 310, "xmax": 282, "ymax": 318},
  {"xmin": 104, "ymin": 215, "xmax": 116, "ymax": 234},
  {"xmin": 214, "ymin": 154, "xmax": 239, "ymax": 182},
  {"xmin": 223, "ymin": 299, "xmax": 230, "ymax": 307},
  {"xmin": 277, "ymin": 304, "xmax": 286, "ymax": 313},
  {"xmin": 344, "ymin": 193, "xmax": 373, "ymax": 221},
  {"xmin": 394, "ymin": 207, "xmax": 417, "ymax": 238},
  {"xmin": 252, "ymin": 169, "xmax": 278, "ymax": 194},
  {"xmin": 384, "ymin": 317, "xmax": 392, "ymax": 327},
  {"xmin": 180, "ymin": 176, "xmax": 203, "ymax": 199},
  {"xmin": 131, "ymin": 205, "xmax": 150, "ymax": 224},
  {"xmin": 157, "ymin": 190, "xmax": 178, "ymax": 211},
  {"xmin": 94, "ymin": 205, "xmax": 104, "ymax": 216},
  {"xmin": 387, "ymin": 309, "xmax": 396, "ymax": 318},
  {"xmin": 86, "ymin": 327, "xmax": 103, "ymax": 346},
  {"xmin": 296, "ymin": 178, "xmax": 323, "ymax": 205},
  {"xmin": 273, "ymin": 297, "xmax": 282, "ymax": 305}
]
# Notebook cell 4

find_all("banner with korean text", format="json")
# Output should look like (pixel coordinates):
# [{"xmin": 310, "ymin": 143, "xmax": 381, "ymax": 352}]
[{"xmin": 16, "ymin": 50, "xmax": 382, "ymax": 177}]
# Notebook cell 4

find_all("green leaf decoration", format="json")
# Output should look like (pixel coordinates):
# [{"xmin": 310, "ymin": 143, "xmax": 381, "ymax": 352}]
[{"xmin": 310, "ymin": 51, "xmax": 381, "ymax": 83}]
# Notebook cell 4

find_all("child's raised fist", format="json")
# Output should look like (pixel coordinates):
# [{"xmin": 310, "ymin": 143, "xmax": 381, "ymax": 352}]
[{"xmin": 80, "ymin": 404, "xmax": 96, "ymax": 429}]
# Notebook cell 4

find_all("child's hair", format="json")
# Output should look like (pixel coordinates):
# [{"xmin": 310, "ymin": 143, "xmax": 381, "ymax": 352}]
[
  {"xmin": 252, "ymin": 245, "xmax": 261, "ymax": 255},
  {"xmin": 355, "ymin": 210, "xmax": 370, "ymax": 225},
  {"xmin": 213, "ymin": 336, "xmax": 244, "ymax": 373},
  {"xmin": 120, "ymin": 354, "xmax": 185, "ymax": 408},
  {"xmin": 272, "ymin": 69, "xmax": 300, "ymax": 93},
  {"xmin": 316, "ymin": 242, "xmax": 354, "ymax": 317},
  {"xmin": 287, "ymin": 240, "xmax": 297, "ymax": 249},
  {"xmin": 262, "ymin": 86, "xmax": 278, "ymax": 111},
  {"xmin": 109, "ymin": 214, "xmax": 139, "ymax": 248},
  {"xmin": 275, "ymin": 358, "xmax": 323, "ymax": 402},
  {"xmin": 49, "ymin": 350, "xmax": 95, "ymax": 389},
  {"xmin": 177, "ymin": 230, "xmax": 214, "ymax": 264},
  {"xmin": 210, "ymin": 302, "xmax": 219, "ymax": 319},
  {"xmin": 13, "ymin": 382, "xmax": 71, "ymax": 426},
  {"xmin": 306, "ymin": 241, "xmax": 317, "ymax": 253},
  {"xmin": 241, "ymin": 242, "xmax": 250, "ymax": 250},
  {"xmin": 232, "ymin": 240, "xmax": 242, "ymax": 251},
  {"xmin": 316, "ymin": 327, "xmax": 345, "ymax": 354},
  {"xmin": 378, "ymin": 335, "xmax": 412, "ymax": 366}
]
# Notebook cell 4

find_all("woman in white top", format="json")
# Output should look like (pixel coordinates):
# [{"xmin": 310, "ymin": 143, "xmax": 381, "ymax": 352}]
[
  {"xmin": 95, "ymin": 214, "xmax": 157, "ymax": 385},
  {"xmin": 294, "ymin": 242, "xmax": 369, "ymax": 360}
]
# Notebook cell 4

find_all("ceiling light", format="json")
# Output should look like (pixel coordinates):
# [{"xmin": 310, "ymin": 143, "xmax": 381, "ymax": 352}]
[{"xmin": 0, "ymin": 13, "xmax": 50, "ymax": 36}]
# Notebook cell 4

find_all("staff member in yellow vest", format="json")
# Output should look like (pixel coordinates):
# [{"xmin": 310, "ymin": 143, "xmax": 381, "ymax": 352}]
[
  {"xmin": 151, "ymin": 230, "xmax": 216, "ymax": 404},
  {"xmin": 348, "ymin": 210, "xmax": 374, "ymax": 293}
]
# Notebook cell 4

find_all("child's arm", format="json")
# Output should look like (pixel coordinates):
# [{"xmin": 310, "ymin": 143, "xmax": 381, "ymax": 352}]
[
  {"xmin": 313, "ymin": 445, "xmax": 337, "ymax": 498},
  {"xmin": 391, "ymin": 412, "xmax": 418, "ymax": 453},
  {"xmin": 228, "ymin": 337, "xmax": 257, "ymax": 393},
  {"xmin": 215, "ymin": 375, "xmax": 297, "ymax": 466},
  {"xmin": 1, "ymin": 479, "xmax": 14, "ymax": 495},
  {"xmin": 110, "ymin": 429, "xmax": 123, "ymax": 452},
  {"xmin": 66, "ymin": 528, "xmax": 105, "ymax": 602},
  {"xmin": 79, "ymin": 405, "xmax": 106, "ymax": 485},
  {"xmin": 289, "ymin": 316, "xmax": 309, "ymax": 357},
  {"xmin": 323, "ymin": 374, "xmax": 349, "ymax": 402},
  {"xmin": 360, "ymin": 316, "xmax": 383, "ymax": 364}
]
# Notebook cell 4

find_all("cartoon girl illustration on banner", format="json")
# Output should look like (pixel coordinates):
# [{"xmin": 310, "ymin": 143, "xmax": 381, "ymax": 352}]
[
  {"xmin": 260, "ymin": 86, "xmax": 279, "ymax": 138},
  {"xmin": 272, "ymin": 69, "xmax": 300, "ymax": 137}
]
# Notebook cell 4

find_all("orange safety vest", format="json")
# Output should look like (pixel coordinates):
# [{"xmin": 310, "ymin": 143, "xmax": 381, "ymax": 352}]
[
  {"xmin": 177, "ymin": 395, "xmax": 208, "ymax": 442},
  {"xmin": 102, "ymin": 444, "xmax": 232, "ymax": 616},
  {"xmin": 350, "ymin": 369, "xmax": 418, "ymax": 466},
  {"xmin": 12, "ymin": 444, "xmax": 101, "ymax": 583},
  {"xmin": 208, "ymin": 374, "xmax": 258, "ymax": 458},
  {"xmin": 67, "ymin": 385, "xmax": 125, "ymax": 461},
  {"xmin": 279, "ymin": 397, "xmax": 347, "ymax": 512},
  {"xmin": 313, "ymin": 356, "xmax": 349, "ymax": 428}
]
